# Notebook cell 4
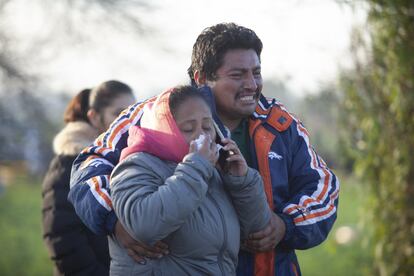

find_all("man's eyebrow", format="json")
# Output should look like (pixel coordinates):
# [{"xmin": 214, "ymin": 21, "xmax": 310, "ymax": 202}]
[{"xmin": 227, "ymin": 66, "xmax": 261, "ymax": 72}]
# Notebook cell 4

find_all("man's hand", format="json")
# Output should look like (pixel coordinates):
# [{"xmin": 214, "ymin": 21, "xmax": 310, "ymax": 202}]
[
  {"xmin": 243, "ymin": 213, "xmax": 286, "ymax": 252},
  {"xmin": 114, "ymin": 221, "xmax": 169, "ymax": 264},
  {"xmin": 220, "ymin": 138, "xmax": 248, "ymax": 176}
]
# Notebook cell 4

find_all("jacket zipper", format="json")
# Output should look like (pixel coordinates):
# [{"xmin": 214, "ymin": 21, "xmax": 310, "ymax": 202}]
[
  {"xmin": 249, "ymin": 119, "xmax": 278, "ymax": 273},
  {"xmin": 249, "ymin": 119, "xmax": 263, "ymax": 170},
  {"xmin": 208, "ymin": 193, "xmax": 227, "ymax": 276}
]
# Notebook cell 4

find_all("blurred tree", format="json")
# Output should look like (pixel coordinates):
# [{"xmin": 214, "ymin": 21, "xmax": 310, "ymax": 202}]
[
  {"xmin": 262, "ymin": 79, "xmax": 301, "ymax": 111},
  {"xmin": 0, "ymin": 90, "xmax": 59, "ymax": 174},
  {"xmin": 298, "ymin": 87, "xmax": 342, "ymax": 170},
  {"xmin": 263, "ymin": 79, "xmax": 344, "ymax": 171},
  {"xmin": 0, "ymin": 0, "xmax": 150, "ymax": 175},
  {"xmin": 0, "ymin": 0, "xmax": 149, "ymax": 89},
  {"xmin": 340, "ymin": 1, "xmax": 414, "ymax": 274},
  {"xmin": 0, "ymin": 0, "xmax": 28, "ymax": 84}
]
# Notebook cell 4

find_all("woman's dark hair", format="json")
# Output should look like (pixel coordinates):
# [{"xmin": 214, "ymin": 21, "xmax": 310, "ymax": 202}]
[
  {"xmin": 188, "ymin": 22, "xmax": 263, "ymax": 85},
  {"xmin": 169, "ymin": 85, "xmax": 210, "ymax": 119},
  {"xmin": 63, "ymin": 88, "xmax": 91, "ymax": 123},
  {"xmin": 89, "ymin": 80, "xmax": 133, "ymax": 112}
]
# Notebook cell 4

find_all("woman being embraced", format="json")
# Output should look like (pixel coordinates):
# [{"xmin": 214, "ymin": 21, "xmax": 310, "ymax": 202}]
[{"xmin": 109, "ymin": 85, "xmax": 271, "ymax": 275}]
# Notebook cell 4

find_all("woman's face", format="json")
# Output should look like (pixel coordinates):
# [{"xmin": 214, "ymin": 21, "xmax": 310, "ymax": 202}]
[
  {"xmin": 95, "ymin": 94, "xmax": 136, "ymax": 132},
  {"xmin": 174, "ymin": 97, "xmax": 216, "ymax": 144}
]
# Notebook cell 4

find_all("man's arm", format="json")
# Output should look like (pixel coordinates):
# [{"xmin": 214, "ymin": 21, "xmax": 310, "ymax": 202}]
[
  {"xmin": 68, "ymin": 101, "xmax": 147, "ymax": 235},
  {"xmin": 278, "ymin": 119, "xmax": 339, "ymax": 249},
  {"xmin": 245, "ymin": 119, "xmax": 339, "ymax": 251}
]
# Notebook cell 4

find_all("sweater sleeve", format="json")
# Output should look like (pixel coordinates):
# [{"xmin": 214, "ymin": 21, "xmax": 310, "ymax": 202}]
[
  {"xmin": 68, "ymin": 101, "xmax": 146, "ymax": 235},
  {"xmin": 110, "ymin": 153, "xmax": 214, "ymax": 245},
  {"xmin": 221, "ymin": 168, "xmax": 271, "ymax": 240}
]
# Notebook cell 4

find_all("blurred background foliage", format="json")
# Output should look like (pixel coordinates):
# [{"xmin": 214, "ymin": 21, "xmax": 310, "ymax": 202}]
[
  {"xmin": 340, "ymin": 0, "xmax": 414, "ymax": 275},
  {"xmin": 0, "ymin": 0, "xmax": 413, "ymax": 275}
]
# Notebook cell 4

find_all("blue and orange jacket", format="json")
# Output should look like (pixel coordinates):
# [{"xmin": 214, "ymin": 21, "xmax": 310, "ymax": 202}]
[{"xmin": 69, "ymin": 94, "xmax": 339, "ymax": 276}]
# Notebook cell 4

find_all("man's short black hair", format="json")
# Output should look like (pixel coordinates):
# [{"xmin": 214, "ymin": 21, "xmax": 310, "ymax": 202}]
[{"xmin": 188, "ymin": 23, "xmax": 263, "ymax": 85}]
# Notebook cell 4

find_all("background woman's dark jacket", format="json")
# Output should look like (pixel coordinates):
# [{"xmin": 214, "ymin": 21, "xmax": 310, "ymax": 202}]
[{"xmin": 42, "ymin": 121, "xmax": 110, "ymax": 276}]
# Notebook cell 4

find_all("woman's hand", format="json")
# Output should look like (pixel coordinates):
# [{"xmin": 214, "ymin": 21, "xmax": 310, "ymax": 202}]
[
  {"xmin": 220, "ymin": 138, "xmax": 248, "ymax": 176},
  {"xmin": 189, "ymin": 134, "xmax": 219, "ymax": 165}
]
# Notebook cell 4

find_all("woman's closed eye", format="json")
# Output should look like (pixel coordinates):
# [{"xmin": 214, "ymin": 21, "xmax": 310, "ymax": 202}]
[{"xmin": 181, "ymin": 128, "xmax": 194, "ymax": 133}]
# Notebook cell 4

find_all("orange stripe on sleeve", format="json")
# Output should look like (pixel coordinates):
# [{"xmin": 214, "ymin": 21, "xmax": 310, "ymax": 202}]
[
  {"xmin": 92, "ymin": 177, "xmax": 113, "ymax": 209},
  {"xmin": 107, "ymin": 100, "xmax": 150, "ymax": 149},
  {"xmin": 293, "ymin": 204, "xmax": 335, "ymax": 224}
]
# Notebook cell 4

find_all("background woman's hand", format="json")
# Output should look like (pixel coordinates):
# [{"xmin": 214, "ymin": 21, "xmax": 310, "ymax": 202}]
[
  {"xmin": 220, "ymin": 138, "xmax": 248, "ymax": 176},
  {"xmin": 189, "ymin": 134, "xmax": 219, "ymax": 165}
]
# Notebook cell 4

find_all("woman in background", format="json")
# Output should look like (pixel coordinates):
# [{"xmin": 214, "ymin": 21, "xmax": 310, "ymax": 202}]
[{"xmin": 42, "ymin": 81, "xmax": 135, "ymax": 276}]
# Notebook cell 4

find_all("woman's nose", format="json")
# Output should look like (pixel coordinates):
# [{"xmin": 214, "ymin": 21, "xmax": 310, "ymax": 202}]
[{"xmin": 193, "ymin": 129, "xmax": 208, "ymax": 140}]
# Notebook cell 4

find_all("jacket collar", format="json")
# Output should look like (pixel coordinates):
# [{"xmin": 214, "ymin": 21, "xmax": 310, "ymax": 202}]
[
  {"xmin": 53, "ymin": 121, "xmax": 100, "ymax": 156},
  {"xmin": 249, "ymin": 95, "xmax": 293, "ymax": 133}
]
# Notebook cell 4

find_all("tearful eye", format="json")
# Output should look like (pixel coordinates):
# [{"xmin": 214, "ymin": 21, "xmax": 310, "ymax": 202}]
[{"xmin": 230, "ymin": 74, "xmax": 242, "ymax": 79}]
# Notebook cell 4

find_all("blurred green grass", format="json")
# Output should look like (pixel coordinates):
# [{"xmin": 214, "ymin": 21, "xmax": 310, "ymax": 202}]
[
  {"xmin": 0, "ymin": 174, "xmax": 52, "ymax": 276},
  {"xmin": 297, "ymin": 172, "xmax": 374, "ymax": 275},
  {"xmin": 0, "ymin": 171, "xmax": 373, "ymax": 275}
]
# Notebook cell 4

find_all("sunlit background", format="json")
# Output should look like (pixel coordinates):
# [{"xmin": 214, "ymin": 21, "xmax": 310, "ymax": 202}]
[
  {"xmin": 4, "ymin": 0, "xmax": 366, "ymax": 96},
  {"xmin": 1, "ymin": 0, "xmax": 413, "ymax": 275}
]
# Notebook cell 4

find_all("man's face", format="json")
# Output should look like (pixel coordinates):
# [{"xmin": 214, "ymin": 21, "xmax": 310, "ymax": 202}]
[{"xmin": 204, "ymin": 49, "xmax": 262, "ymax": 128}]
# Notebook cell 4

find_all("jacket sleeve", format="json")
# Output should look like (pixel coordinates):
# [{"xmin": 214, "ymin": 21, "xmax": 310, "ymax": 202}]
[
  {"xmin": 110, "ymin": 153, "xmax": 213, "ymax": 246},
  {"xmin": 68, "ymin": 101, "xmax": 145, "ymax": 235},
  {"xmin": 278, "ymin": 119, "xmax": 340, "ymax": 250},
  {"xmin": 42, "ymin": 157, "xmax": 109, "ymax": 276},
  {"xmin": 221, "ymin": 168, "xmax": 271, "ymax": 240}
]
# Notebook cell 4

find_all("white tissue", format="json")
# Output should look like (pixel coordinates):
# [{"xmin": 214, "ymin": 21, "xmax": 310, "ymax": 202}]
[
  {"xmin": 194, "ymin": 134, "xmax": 206, "ymax": 150},
  {"xmin": 194, "ymin": 134, "xmax": 223, "ymax": 151}
]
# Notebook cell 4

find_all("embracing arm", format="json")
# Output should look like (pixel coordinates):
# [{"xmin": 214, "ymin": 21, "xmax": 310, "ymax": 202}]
[
  {"xmin": 68, "ymin": 101, "xmax": 147, "ymax": 235},
  {"xmin": 111, "ymin": 153, "xmax": 213, "ymax": 245}
]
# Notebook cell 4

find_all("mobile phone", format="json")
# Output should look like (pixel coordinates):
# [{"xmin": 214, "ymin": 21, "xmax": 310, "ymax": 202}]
[{"xmin": 213, "ymin": 121, "xmax": 234, "ymax": 168}]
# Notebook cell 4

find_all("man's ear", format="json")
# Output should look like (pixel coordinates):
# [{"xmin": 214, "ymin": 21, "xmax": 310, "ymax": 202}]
[
  {"xmin": 194, "ymin": 70, "xmax": 206, "ymax": 86},
  {"xmin": 87, "ymin": 109, "xmax": 100, "ymax": 129}
]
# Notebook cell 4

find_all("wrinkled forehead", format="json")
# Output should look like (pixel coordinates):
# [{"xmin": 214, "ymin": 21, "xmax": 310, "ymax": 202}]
[{"xmin": 220, "ymin": 49, "xmax": 261, "ymax": 68}]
